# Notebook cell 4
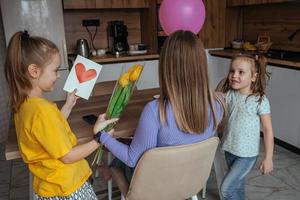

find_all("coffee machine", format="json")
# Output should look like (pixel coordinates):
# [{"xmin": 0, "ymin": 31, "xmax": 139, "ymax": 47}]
[{"xmin": 107, "ymin": 21, "xmax": 129, "ymax": 54}]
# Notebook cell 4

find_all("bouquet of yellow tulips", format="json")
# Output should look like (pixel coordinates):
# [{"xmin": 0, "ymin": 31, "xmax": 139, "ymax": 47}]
[{"xmin": 92, "ymin": 64, "xmax": 143, "ymax": 165}]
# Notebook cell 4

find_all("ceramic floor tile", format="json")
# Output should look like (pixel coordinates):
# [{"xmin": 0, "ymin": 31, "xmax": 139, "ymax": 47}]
[
  {"xmin": 0, "ymin": 183, "xmax": 9, "ymax": 199},
  {"xmin": 10, "ymin": 160, "xmax": 28, "ymax": 187},
  {"xmin": 246, "ymin": 173, "xmax": 291, "ymax": 200},
  {"xmin": 197, "ymin": 188, "xmax": 220, "ymax": 200},
  {"xmin": 263, "ymin": 188, "xmax": 300, "ymax": 200},
  {"xmin": 0, "ymin": 142, "xmax": 6, "ymax": 161},
  {"xmin": 0, "ymin": 161, "xmax": 11, "ymax": 184},
  {"xmin": 272, "ymin": 162, "xmax": 300, "ymax": 191},
  {"xmin": 9, "ymin": 185, "xmax": 29, "ymax": 200}
]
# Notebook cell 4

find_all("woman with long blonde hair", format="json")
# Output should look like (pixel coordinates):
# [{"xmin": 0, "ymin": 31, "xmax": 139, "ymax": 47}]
[{"xmin": 95, "ymin": 30, "xmax": 225, "ymax": 193}]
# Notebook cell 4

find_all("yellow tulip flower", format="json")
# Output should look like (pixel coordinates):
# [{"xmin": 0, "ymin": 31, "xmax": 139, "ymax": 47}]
[
  {"xmin": 129, "ymin": 65, "xmax": 143, "ymax": 82},
  {"xmin": 118, "ymin": 72, "xmax": 130, "ymax": 87}
]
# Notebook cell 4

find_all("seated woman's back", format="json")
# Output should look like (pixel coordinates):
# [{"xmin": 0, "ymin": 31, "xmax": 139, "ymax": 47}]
[{"xmin": 153, "ymin": 100, "xmax": 223, "ymax": 146}]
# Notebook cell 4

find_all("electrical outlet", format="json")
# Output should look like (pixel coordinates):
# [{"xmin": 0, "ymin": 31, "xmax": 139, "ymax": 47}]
[{"xmin": 82, "ymin": 19, "xmax": 100, "ymax": 27}]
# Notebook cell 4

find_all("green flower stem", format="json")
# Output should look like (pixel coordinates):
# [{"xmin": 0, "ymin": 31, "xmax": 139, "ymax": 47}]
[
  {"xmin": 107, "ymin": 85, "xmax": 122, "ymax": 118},
  {"xmin": 123, "ymin": 83, "xmax": 133, "ymax": 106},
  {"xmin": 92, "ymin": 145, "xmax": 103, "ymax": 166},
  {"xmin": 111, "ymin": 86, "xmax": 128, "ymax": 118}
]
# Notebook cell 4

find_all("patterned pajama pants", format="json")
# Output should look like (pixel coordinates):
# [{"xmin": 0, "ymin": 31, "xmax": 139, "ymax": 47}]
[{"xmin": 34, "ymin": 181, "xmax": 97, "ymax": 200}]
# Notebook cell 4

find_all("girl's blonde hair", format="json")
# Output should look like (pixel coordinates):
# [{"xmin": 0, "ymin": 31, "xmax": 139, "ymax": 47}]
[
  {"xmin": 222, "ymin": 54, "xmax": 270, "ymax": 103},
  {"xmin": 159, "ymin": 30, "xmax": 223, "ymax": 133},
  {"xmin": 4, "ymin": 31, "xmax": 59, "ymax": 113}
]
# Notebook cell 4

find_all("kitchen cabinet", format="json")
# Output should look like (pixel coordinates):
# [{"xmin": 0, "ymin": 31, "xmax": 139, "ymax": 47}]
[
  {"xmin": 133, "ymin": 60, "xmax": 159, "ymax": 90},
  {"xmin": 265, "ymin": 65, "xmax": 300, "ymax": 148},
  {"xmin": 63, "ymin": 0, "xmax": 148, "ymax": 9},
  {"xmin": 206, "ymin": 51, "xmax": 230, "ymax": 89},
  {"xmin": 96, "ymin": 60, "xmax": 159, "ymax": 90},
  {"xmin": 45, "ymin": 59, "xmax": 158, "ymax": 101},
  {"xmin": 124, "ymin": 0, "xmax": 149, "ymax": 8},
  {"xmin": 63, "ymin": 0, "xmax": 96, "ymax": 9},
  {"xmin": 227, "ymin": 0, "xmax": 294, "ymax": 6}
]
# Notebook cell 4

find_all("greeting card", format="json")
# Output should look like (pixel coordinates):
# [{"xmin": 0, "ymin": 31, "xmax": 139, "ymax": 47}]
[{"xmin": 63, "ymin": 55, "xmax": 102, "ymax": 100}]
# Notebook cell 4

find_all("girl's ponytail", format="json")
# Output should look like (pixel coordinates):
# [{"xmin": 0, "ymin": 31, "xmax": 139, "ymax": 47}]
[
  {"xmin": 4, "ymin": 31, "xmax": 58, "ymax": 113},
  {"xmin": 5, "ymin": 31, "xmax": 32, "ymax": 113},
  {"xmin": 252, "ymin": 55, "xmax": 270, "ymax": 103}
]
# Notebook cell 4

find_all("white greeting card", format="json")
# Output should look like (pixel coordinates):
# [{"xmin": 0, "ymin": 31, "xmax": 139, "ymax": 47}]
[{"xmin": 63, "ymin": 55, "xmax": 102, "ymax": 100}]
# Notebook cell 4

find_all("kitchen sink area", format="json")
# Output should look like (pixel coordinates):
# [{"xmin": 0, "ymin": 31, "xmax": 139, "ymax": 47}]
[
  {"xmin": 266, "ymin": 49, "xmax": 300, "ymax": 62},
  {"xmin": 209, "ymin": 48, "xmax": 300, "ymax": 69}
]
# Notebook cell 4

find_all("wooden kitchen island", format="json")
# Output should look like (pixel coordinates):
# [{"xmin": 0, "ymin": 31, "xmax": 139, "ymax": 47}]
[{"xmin": 5, "ymin": 88, "xmax": 160, "ymax": 160}]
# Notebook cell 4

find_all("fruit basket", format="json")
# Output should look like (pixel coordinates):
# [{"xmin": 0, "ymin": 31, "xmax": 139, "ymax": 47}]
[
  {"xmin": 255, "ymin": 42, "xmax": 272, "ymax": 52},
  {"xmin": 255, "ymin": 34, "xmax": 272, "ymax": 52}
]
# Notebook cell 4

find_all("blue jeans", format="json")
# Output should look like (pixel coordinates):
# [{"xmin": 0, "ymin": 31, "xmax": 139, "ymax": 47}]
[{"xmin": 221, "ymin": 151, "xmax": 257, "ymax": 200}]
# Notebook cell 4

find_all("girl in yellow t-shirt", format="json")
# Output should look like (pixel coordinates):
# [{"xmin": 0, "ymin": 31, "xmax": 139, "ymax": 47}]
[{"xmin": 4, "ymin": 31, "xmax": 117, "ymax": 199}]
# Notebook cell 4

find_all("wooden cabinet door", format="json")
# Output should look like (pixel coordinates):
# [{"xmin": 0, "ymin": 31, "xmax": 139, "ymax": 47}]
[
  {"xmin": 244, "ymin": 0, "xmax": 292, "ymax": 5},
  {"xmin": 95, "ymin": 0, "xmax": 112, "ymax": 8},
  {"xmin": 124, "ymin": 0, "xmax": 149, "ymax": 8},
  {"xmin": 266, "ymin": 65, "xmax": 300, "ymax": 147},
  {"xmin": 227, "ymin": 0, "xmax": 294, "ymax": 6},
  {"xmin": 111, "ymin": 0, "xmax": 124, "ymax": 8},
  {"xmin": 63, "ymin": 0, "xmax": 96, "ymax": 9},
  {"xmin": 227, "ymin": 0, "xmax": 244, "ymax": 6}
]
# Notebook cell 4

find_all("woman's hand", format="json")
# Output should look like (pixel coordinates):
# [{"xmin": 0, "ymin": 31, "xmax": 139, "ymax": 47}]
[
  {"xmin": 61, "ymin": 90, "xmax": 80, "ymax": 119},
  {"xmin": 259, "ymin": 158, "xmax": 273, "ymax": 174},
  {"xmin": 93, "ymin": 113, "xmax": 118, "ymax": 135}
]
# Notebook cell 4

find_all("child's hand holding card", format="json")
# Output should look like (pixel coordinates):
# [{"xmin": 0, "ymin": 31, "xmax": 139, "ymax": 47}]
[{"xmin": 63, "ymin": 55, "xmax": 102, "ymax": 100}]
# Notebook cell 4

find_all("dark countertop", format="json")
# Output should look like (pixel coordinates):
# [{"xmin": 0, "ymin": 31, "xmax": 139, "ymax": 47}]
[
  {"xmin": 89, "ymin": 53, "xmax": 159, "ymax": 64},
  {"xmin": 209, "ymin": 49, "xmax": 300, "ymax": 70}
]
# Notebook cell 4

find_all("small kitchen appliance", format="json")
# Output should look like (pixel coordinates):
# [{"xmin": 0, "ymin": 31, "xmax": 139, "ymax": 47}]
[
  {"xmin": 107, "ymin": 21, "xmax": 129, "ymax": 54},
  {"xmin": 76, "ymin": 39, "xmax": 90, "ymax": 58}
]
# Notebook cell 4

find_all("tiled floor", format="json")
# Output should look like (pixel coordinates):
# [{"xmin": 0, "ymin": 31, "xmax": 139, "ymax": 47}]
[{"xmin": 1, "ymin": 140, "xmax": 300, "ymax": 200}]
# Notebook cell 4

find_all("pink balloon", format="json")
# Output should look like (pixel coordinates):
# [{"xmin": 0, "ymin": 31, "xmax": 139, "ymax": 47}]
[{"xmin": 159, "ymin": 0, "xmax": 206, "ymax": 35}]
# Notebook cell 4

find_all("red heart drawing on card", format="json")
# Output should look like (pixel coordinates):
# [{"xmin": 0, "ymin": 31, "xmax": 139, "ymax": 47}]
[{"xmin": 75, "ymin": 63, "xmax": 97, "ymax": 83}]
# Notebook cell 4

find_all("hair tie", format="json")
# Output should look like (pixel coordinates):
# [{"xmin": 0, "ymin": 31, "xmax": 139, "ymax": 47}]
[{"xmin": 21, "ymin": 30, "xmax": 30, "ymax": 41}]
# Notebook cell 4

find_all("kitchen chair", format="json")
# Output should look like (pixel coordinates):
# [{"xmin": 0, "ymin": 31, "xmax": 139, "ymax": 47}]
[{"xmin": 111, "ymin": 136, "xmax": 219, "ymax": 200}]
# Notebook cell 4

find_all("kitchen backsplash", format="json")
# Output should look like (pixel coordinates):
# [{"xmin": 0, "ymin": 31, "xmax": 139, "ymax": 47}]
[
  {"xmin": 242, "ymin": 3, "xmax": 300, "ymax": 52},
  {"xmin": 63, "ymin": 10, "xmax": 141, "ymax": 54}
]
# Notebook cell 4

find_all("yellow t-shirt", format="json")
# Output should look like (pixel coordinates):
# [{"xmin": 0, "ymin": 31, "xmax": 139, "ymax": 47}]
[{"xmin": 14, "ymin": 97, "xmax": 91, "ymax": 197}]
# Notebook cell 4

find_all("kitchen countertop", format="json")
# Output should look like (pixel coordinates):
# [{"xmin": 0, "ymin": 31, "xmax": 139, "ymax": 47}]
[
  {"xmin": 209, "ymin": 49, "xmax": 300, "ymax": 69},
  {"xmin": 89, "ymin": 53, "xmax": 159, "ymax": 64}
]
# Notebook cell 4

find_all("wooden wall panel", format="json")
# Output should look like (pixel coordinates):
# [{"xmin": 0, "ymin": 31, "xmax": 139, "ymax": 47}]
[
  {"xmin": 141, "ymin": 0, "xmax": 157, "ymax": 53},
  {"xmin": 198, "ymin": 0, "xmax": 226, "ymax": 48},
  {"xmin": 243, "ymin": 0, "xmax": 292, "ymax": 5},
  {"xmin": 225, "ymin": 7, "xmax": 244, "ymax": 47},
  {"xmin": 242, "ymin": 3, "xmax": 300, "ymax": 51},
  {"xmin": 227, "ymin": 0, "xmax": 293, "ymax": 6},
  {"xmin": 63, "ymin": 0, "xmax": 96, "ymax": 9},
  {"xmin": 63, "ymin": 10, "xmax": 141, "ymax": 54}
]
